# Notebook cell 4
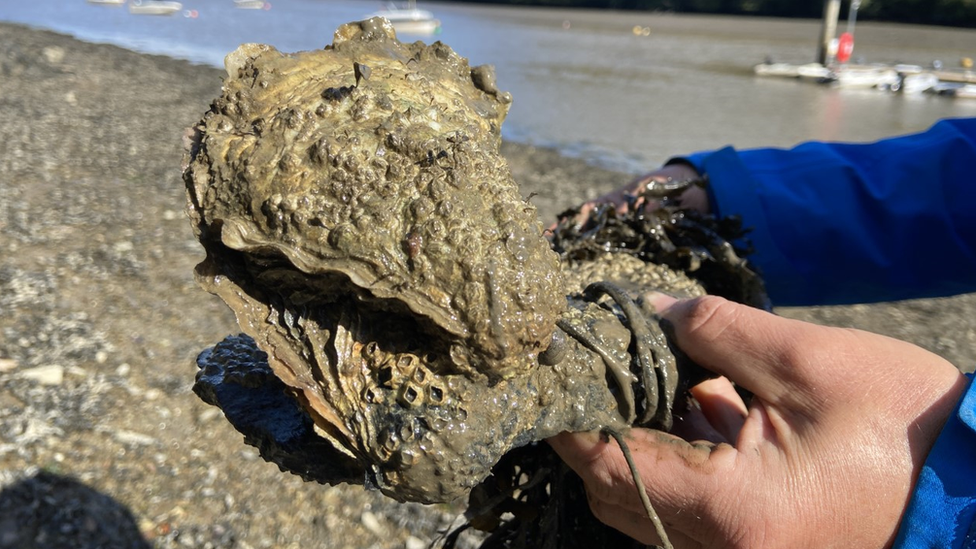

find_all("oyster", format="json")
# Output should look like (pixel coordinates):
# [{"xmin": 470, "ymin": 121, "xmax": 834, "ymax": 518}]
[
  {"xmin": 186, "ymin": 18, "xmax": 562, "ymax": 381},
  {"xmin": 185, "ymin": 19, "xmax": 751, "ymax": 505}
]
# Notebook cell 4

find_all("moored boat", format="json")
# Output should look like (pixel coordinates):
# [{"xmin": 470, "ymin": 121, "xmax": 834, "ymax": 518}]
[
  {"xmin": 128, "ymin": 0, "xmax": 182, "ymax": 15},
  {"xmin": 368, "ymin": 1, "xmax": 441, "ymax": 35},
  {"xmin": 234, "ymin": 0, "xmax": 268, "ymax": 9},
  {"xmin": 831, "ymin": 66, "xmax": 900, "ymax": 89}
]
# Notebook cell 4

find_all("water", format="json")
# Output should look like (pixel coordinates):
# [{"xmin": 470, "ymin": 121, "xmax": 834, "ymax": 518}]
[{"xmin": 3, "ymin": 0, "xmax": 975, "ymax": 172}]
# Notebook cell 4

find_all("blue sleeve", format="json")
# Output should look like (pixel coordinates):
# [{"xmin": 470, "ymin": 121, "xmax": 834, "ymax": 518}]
[
  {"xmin": 678, "ymin": 118, "xmax": 976, "ymax": 307},
  {"xmin": 892, "ymin": 373, "xmax": 976, "ymax": 549}
]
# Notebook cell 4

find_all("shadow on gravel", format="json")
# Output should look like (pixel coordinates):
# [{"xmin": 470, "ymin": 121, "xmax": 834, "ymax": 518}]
[{"xmin": 0, "ymin": 471, "xmax": 150, "ymax": 549}]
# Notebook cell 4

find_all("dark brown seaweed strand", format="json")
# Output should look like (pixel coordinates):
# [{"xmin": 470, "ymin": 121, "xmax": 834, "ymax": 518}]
[{"xmin": 603, "ymin": 428, "xmax": 674, "ymax": 549}]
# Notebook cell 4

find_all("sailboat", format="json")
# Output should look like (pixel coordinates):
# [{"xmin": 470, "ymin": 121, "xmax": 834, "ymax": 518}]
[{"xmin": 368, "ymin": 1, "xmax": 441, "ymax": 36}]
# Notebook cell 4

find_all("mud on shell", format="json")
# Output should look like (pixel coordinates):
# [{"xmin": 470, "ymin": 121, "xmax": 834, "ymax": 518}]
[
  {"xmin": 184, "ymin": 18, "xmax": 616, "ymax": 503},
  {"xmin": 184, "ymin": 17, "xmax": 565, "ymax": 383},
  {"xmin": 183, "ymin": 18, "xmax": 758, "ymax": 505}
]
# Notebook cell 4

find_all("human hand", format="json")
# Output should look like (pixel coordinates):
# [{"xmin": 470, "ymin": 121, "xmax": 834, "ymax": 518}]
[
  {"xmin": 563, "ymin": 163, "xmax": 710, "ymax": 228},
  {"xmin": 549, "ymin": 294, "xmax": 966, "ymax": 549}
]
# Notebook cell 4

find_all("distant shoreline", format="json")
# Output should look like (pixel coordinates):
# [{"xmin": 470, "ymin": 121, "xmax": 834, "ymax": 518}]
[{"xmin": 448, "ymin": 0, "xmax": 976, "ymax": 29}]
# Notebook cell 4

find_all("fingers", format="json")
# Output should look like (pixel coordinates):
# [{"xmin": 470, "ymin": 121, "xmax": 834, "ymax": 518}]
[
  {"xmin": 550, "ymin": 164, "xmax": 710, "ymax": 236},
  {"xmin": 670, "ymin": 395, "xmax": 732, "ymax": 444},
  {"xmin": 549, "ymin": 429, "xmax": 734, "ymax": 538},
  {"xmin": 586, "ymin": 495, "xmax": 700, "ymax": 548},
  {"xmin": 689, "ymin": 377, "xmax": 747, "ymax": 443},
  {"xmin": 585, "ymin": 495, "xmax": 662, "ymax": 546}
]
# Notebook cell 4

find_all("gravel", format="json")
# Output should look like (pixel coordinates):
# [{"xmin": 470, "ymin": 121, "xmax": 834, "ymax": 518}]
[{"xmin": 0, "ymin": 21, "xmax": 973, "ymax": 549}]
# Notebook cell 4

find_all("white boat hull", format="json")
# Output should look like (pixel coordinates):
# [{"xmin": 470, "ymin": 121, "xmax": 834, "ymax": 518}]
[
  {"xmin": 753, "ymin": 61, "xmax": 969, "ymax": 96},
  {"xmin": 388, "ymin": 18, "xmax": 440, "ymax": 35},
  {"xmin": 87, "ymin": 0, "xmax": 127, "ymax": 5},
  {"xmin": 368, "ymin": 4, "xmax": 441, "ymax": 35},
  {"xmin": 900, "ymin": 73, "xmax": 939, "ymax": 94},
  {"xmin": 129, "ymin": 0, "xmax": 182, "ymax": 15},
  {"xmin": 833, "ymin": 67, "xmax": 900, "ymax": 89}
]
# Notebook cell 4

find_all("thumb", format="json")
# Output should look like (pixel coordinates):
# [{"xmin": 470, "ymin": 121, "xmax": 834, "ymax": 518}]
[{"xmin": 658, "ymin": 295, "xmax": 833, "ymax": 405}]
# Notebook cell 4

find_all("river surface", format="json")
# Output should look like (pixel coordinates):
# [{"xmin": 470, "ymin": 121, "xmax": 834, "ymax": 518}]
[{"xmin": 3, "ymin": 0, "xmax": 975, "ymax": 172}]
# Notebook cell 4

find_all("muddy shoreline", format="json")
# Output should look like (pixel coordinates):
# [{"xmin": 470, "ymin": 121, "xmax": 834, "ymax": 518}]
[{"xmin": 1, "ymin": 21, "xmax": 973, "ymax": 548}]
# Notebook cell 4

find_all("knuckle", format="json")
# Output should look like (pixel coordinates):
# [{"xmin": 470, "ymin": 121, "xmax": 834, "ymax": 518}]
[{"xmin": 678, "ymin": 295, "xmax": 739, "ymax": 341}]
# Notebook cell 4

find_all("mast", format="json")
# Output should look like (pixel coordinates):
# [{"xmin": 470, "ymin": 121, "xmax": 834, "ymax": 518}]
[
  {"xmin": 847, "ymin": 0, "xmax": 861, "ymax": 35},
  {"xmin": 816, "ymin": 0, "xmax": 842, "ymax": 65}
]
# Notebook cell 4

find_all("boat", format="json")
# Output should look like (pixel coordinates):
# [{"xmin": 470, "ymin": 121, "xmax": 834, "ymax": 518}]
[
  {"xmin": 754, "ymin": 61, "xmax": 832, "ymax": 81},
  {"xmin": 234, "ymin": 0, "xmax": 268, "ymax": 9},
  {"xmin": 754, "ymin": 1, "xmax": 975, "ymax": 99},
  {"xmin": 368, "ymin": 1, "xmax": 441, "ymax": 36},
  {"xmin": 87, "ymin": 0, "xmax": 127, "ymax": 5},
  {"xmin": 128, "ymin": 0, "xmax": 182, "ymax": 15},
  {"xmin": 898, "ymin": 72, "xmax": 939, "ymax": 94},
  {"xmin": 933, "ymin": 83, "xmax": 976, "ymax": 99},
  {"xmin": 830, "ymin": 66, "xmax": 900, "ymax": 89}
]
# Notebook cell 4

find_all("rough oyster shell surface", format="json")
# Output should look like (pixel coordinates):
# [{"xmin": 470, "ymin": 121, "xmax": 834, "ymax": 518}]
[
  {"xmin": 185, "ymin": 18, "xmax": 563, "ymax": 382},
  {"xmin": 184, "ymin": 19, "xmax": 747, "ymax": 505},
  {"xmin": 185, "ymin": 19, "xmax": 622, "ymax": 503}
]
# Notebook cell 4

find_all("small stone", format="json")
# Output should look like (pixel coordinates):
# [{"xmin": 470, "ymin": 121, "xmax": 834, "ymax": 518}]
[
  {"xmin": 197, "ymin": 408, "xmax": 222, "ymax": 423},
  {"xmin": 113, "ymin": 430, "xmax": 157, "ymax": 446},
  {"xmin": 0, "ymin": 358, "xmax": 17, "ymax": 373},
  {"xmin": 405, "ymin": 536, "xmax": 425, "ymax": 549},
  {"xmin": 138, "ymin": 518, "xmax": 155, "ymax": 536},
  {"xmin": 360, "ymin": 511, "xmax": 385, "ymax": 537},
  {"xmin": 42, "ymin": 45, "xmax": 65, "ymax": 64},
  {"xmin": 19, "ymin": 364, "xmax": 64, "ymax": 385},
  {"xmin": 116, "ymin": 363, "xmax": 131, "ymax": 376},
  {"xmin": 163, "ymin": 209, "xmax": 179, "ymax": 221}
]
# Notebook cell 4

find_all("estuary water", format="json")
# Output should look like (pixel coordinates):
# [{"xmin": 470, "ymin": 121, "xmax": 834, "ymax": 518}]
[{"xmin": 3, "ymin": 0, "xmax": 975, "ymax": 172}]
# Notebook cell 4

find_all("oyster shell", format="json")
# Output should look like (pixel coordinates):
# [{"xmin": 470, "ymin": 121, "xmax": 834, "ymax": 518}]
[
  {"xmin": 186, "ymin": 18, "xmax": 563, "ymax": 381},
  {"xmin": 185, "ymin": 19, "xmax": 717, "ymax": 503}
]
